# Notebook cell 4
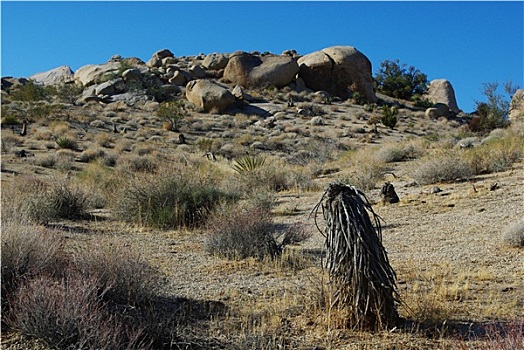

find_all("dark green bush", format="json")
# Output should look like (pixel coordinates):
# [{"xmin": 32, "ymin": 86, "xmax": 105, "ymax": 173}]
[
  {"xmin": 381, "ymin": 105, "xmax": 398, "ymax": 129},
  {"xmin": 374, "ymin": 59, "xmax": 428, "ymax": 100}
]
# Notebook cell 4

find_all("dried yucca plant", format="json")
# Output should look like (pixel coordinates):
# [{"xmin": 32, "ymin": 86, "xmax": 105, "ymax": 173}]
[{"xmin": 312, "ymin": 182, "xmax": 400, "ymax": 331}]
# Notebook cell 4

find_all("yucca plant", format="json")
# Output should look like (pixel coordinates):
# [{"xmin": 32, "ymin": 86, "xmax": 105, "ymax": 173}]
[
  {"xmin": 55, "ymin": 135, "xmax": 77, "ymax": 150},
  {"xmin": 232, "ymin": 155, "xmax": 266, "ymax": 174}
]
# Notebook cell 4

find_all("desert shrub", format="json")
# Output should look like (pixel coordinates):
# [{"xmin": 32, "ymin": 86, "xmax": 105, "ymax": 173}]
[
  {"xmin": 114, "ymin": 175, "xmax": 238, "ymax": 229},
  {"xmin": 156, "ymin": 100, "xmax": 187, "ymax": 131},
  {"xmin": 502, "ymin": 219, "xmax": 524, "ymax": 247},
  {"xmin": 206, "ymin": 203, "xmax": 310, "ymax": 260},
  {"xmin": 232, "ymin": 155, "xmax": 266, "ymax": 174},
  {"xmin": 119, "ymin": 154, "xmax": 158, "ymax": 173},
  {"xmin": 464, "ymin": 134, "xmax": 523, "ymax": 174},
  {"xmin": 1, "ymin": 222, "xmax": 66, "ymax": 313},
  {"xmin": 374, "ymin": 59, "xmax": 428, "ymax": 100},
  {"xmin": 1, "ymin": 134, "xmax": 22, "ymax": 153},
  {"xmin": 73, "ymin": 240, "xmax": 165, "ymax": 307},
  {"xmin": 375, "ymin": 142, "xmax": 424, "ymax": 163},
  {"xmin": 411, "ymin": 152, "xmax": 474, "ymax": 185},
  {"xmin": 2, "ymin": 177, "xmax": 89, "ymax": 224}
]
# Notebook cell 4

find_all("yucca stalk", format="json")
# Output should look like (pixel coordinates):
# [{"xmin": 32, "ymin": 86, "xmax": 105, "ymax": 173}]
[{"xmin": 312, "ymin": 182, "xmax": 400, "ymax": 330}]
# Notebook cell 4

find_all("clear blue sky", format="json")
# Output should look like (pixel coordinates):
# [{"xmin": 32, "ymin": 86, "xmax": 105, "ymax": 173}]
[{"xmin": 1, "ymin": 1, "xmax": 523, "ymax": 112}]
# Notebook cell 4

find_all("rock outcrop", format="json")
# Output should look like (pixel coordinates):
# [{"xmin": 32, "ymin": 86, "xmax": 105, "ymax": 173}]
[
  {"xmin": 298, "ymin": 46, "xmax": 376, "ymax": 102},
  {"xmin": 223, "ymin": 52, "xmax": 299, "ymax": 88},
  {"xmin": 424, "ymin": 79, "xmax": 460, "ymax": 113},
  {"xmin": 186, "ymin": 79, "xmax": 235, "ymax": 112},
  {"xmin": 509, "ymin": 89, "xmax": 524, "ymax": 122},
  {"xmin": 75, "ymin": 61, "xmax": 121, "ymax": 86},
  {"xmin": 29, "ymin": 66, "xmax": 75, "ymax": 86}
]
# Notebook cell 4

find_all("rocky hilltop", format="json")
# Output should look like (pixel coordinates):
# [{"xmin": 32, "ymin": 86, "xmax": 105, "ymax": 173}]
[{"xmin": 3, "ymin": 46, "xmax": 462, "ymax": 116}]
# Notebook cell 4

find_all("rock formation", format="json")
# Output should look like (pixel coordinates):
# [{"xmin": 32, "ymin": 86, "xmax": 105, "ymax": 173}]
[
  {"xmin": 223, "ymin": 51, "xmax": 299, "ymax": 88},
  {"xmin": 423, "ymin": 79, "xmax": 460, "ymax": 113},
  {"xmin": 298, "ymin": 46, "xmax": 376, "ymax": 102},
  {"xmin": 29, "ymin": 66, "xmax": 74, "ymax": 85}
]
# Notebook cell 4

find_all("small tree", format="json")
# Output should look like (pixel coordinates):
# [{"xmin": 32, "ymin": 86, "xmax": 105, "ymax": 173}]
[
  {"xmin": 156, "ymin": 100, "xmax": 188, "ymax": 132},
  {"xmin": 374, "ymin": 59, "xmax": 428, "ymax": 101},
  {"xmin": 469, "ymin": 81, "xmax": 520, "ymax": 133}
]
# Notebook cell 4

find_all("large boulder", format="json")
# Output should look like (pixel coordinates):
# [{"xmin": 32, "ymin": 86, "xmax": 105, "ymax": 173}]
[
  {"xmin": 298, "ymin": 46, "xmax": 376, "ymax": 102},
  {"xmin": 75, "ymin": 61, "xmax": 120, "ymax": 86},
  {"xmin": 186, "ymin": 79, "xmax": 235, "ymax": 112},
  {"xmin": 223, "ymin": 52, "xmax": 299, "ymax": 88},
  {"xmin": 202, "ymin": 53, "xmax": 229, "ymax": 70},
  {"xmin": 509, "ymin": 89, "xmax": 524, "ymax": 122},
  {"xmin": 424, "ymin": 79, "xmax": 460, "ymax": 113},
  {"xmin": 303, "ymin": 46, "xmax": 376, "ymax": 102},
  {"xmin": 146, "ymin": 49, "xmax": 174, "ymax": 68},
  {"xmin": 29, "ymin": 66, "xmax": 75, "ymax": 85},
  {"xmin": 94, "ymin": 78, "xmax": 126, "ymax": 96}
]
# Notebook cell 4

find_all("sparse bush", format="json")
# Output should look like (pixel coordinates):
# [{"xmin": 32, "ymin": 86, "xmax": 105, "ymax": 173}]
[
  {"xmin": 502, "ymin": 219, "xmax": 524, "ymax": 247},
  {"xmin": 73, "ymin": 240, "xmax": 165, "ymax": 307},
  {"xmin": 156, "ymin": 100, "xmax": 187, "ymax": 131},
  {"xmin": 206, "ymin": 203, "xmax": 310, "ymax": 261},
  {"xmin": 375, "ymin": 142, "xmax": 423, "ymax": 163},
  {"xmin": 1, "ymin": 222, "xmax": 66, "ymax": 313},
  {"xmin": 114, "ymin": 175, "xmax": 238, "ymax": 229},
  {"xmin": 6, "ymin": 274, "xmax": 138, "ymax": 350},
  {"xmin": 411, "ymin": 152, "xmax": 474, "ymax": 185}
]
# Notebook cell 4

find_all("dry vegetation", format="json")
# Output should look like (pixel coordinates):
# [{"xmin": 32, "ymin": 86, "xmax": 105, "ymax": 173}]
[{"xmin": 1, "ymin": 83, "xmax": 523, "ymax": 349}]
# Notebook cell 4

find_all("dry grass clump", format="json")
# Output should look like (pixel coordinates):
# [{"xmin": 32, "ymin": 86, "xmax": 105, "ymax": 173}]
[
  {"xmin": 501, "ymin": 219, "xmax": 524, "ymax": 247},
  {"xmin": 338, "ymin": 148, "xmax": 387, "ymax": 191},
  {"xmin": 463, "ymin": 132, "xmax": 523, "ymax": 175},
  {"xmin": 118, "ymin": 153, "xmax": 158, "ymax": 173},
  {"xmin": 374, "ymin": 140, "xmax": 426, "ymax": 163},
  {"xmin": 113, "ymin": 172, "xmax": 238, "ymax": 229},
  {"xmin": 2, "ymin": 176, "xmax": 89, "ymax": 224},
  {"xmin": 411, "ymin": 151, "xmax": 474, "ymax": 185}
]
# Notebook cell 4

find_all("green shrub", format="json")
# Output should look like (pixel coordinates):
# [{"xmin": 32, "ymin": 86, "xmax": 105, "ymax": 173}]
[
  {"xmin": 156, "ymin": 100, "xmax": 187, "ymax": 131},
  {"xmin": 469, "ymin": 81, "xmax": 519, "ymax": 133},
  {"xmin": 411, "ymin": 152, "xmax": 474, "ymax": 185},
  {"xmin": 374, "ymin": 59, "xmax": 428, "ymax": 100},
  {"xmin": 381, "ymin": 105, "xmax": 398, "ymax": 129},
  {"xmin": 114, "ymin": 175, "xmax": 238, "ymax": 229}
]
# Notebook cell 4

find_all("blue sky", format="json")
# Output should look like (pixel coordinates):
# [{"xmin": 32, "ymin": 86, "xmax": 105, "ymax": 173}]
[{"xmin": 1, "ymin": 1, "xmax": 522, "ymax": 112}]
